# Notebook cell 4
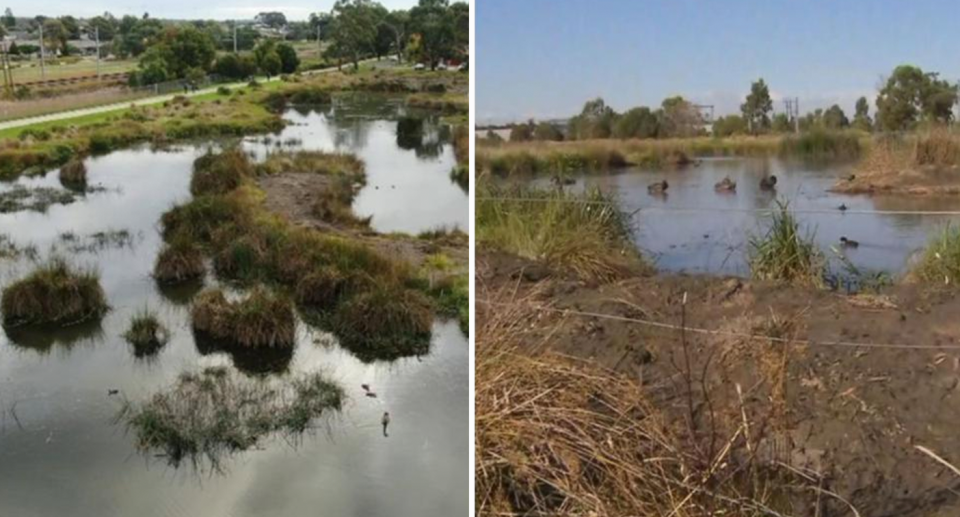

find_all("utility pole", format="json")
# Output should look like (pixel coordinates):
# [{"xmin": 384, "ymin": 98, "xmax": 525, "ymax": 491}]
[
  {"xmin": 233, "ymin": 22, "xmax": 237, "ymax": 53},
  {"xmin": 38, "ymin": 22, "xmax": 45, "ymax": 80},
  {"xmin": 784, "ymin": 97, "xmax": 800, "ymax": 133},
  {"xmin": 317, "ymin": 25, "xmax": 321, "ymax": 58},
  {"xmin": 95, "ymin": 26, "xmax": 101, "ymax": 80}
]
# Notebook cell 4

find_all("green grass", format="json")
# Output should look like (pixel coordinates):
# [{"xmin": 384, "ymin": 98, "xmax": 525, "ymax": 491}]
[
  {"xmin": 191, "ymin": 288, "xmax": 296, "ymax": 349},
  {"xmin": 779, "ymin": 129, "xmax": 862, "ymax": 161},
  {"xmin": 477, "ymin": 183, "xmax": 646, "ymax": 283},
  {"xmin": 913, "ymin": 224, "xmax": 960, "ymax": 285},
  {"xmin": 123, "ymin": 308, "xmax": 170, "ymax": 358},
  {"xmin": 1, "ymin": 258, "xmax": 108, "ymax": 327},
  {"xmin": 330, "ymin": 282, "xmax": 434, "ymax": 361},
  {"xmin": 116, "ymin": 365, "xmax": 343, "ymax": 470},
  {"xmin": 748, "ymin": 201, "xmax": 824, "ymax": 285}
]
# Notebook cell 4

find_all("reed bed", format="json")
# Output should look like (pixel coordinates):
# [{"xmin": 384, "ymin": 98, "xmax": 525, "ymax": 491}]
[{"xmin": 748, "ymin": 201, "xmax": 824, "ymax": 286}]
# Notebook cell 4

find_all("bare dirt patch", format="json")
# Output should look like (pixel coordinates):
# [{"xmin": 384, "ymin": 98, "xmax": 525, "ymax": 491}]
[{"xmin": 478, "ymin": 250, "xmax": 960, "ymax": 516}]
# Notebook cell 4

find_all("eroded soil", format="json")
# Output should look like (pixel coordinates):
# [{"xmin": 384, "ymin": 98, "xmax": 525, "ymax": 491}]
[
  {"xmin": 259, "ymin": 172, "xmax": 466, "ymax": 270},
  {"xmin": 479, "ymin": 251, "xmax": 960, "ymax": 517}
]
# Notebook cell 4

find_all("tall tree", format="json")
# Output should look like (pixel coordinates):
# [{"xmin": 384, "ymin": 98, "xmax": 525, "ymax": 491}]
[
  {"xmin": 2, "ymin": 8, "xmax": 14, "ymax": 29},
  {"xmin": 276, "ymin": 42, "xmax": 300, "ymax": 73},
  {"xmin": 255, "ymin": 12, "xmax": 287, "ymax": 29},
  {"xmin": 613, "ymin": 107, "xmax": 659, "ymax": 139},
  {"xmin": 852, "ymin": 96, "xmax": 872, "ymax": 131},
  {"xmin": 407, "ymin": 0, "xmax": 455, "ymax": 69},
  {"xmin": 822, "ymin": 104, "xmax": 849, "ymax": 129},
  {"xmin": 659, "ymin": 96, "xmax": 702, "ymax": 138},
  {"xmin": 329, "ymin": 0, "xmax": 378, "ymax": 70},
  {"xmin": 381, "ymin": 10, "xmax": 408, "ymax": 61},
  {"xmin": 741, "ymin": 78, "xmax": 773, "ymax": 134},
  {"xmin": 876, "ymin": 65, "xmax": 959, "ymax": 130}
]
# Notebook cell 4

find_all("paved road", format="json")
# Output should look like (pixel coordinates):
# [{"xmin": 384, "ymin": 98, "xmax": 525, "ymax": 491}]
[{"xmin": 0, "ymin": 61, "xmax": 378, "ymax": 132}]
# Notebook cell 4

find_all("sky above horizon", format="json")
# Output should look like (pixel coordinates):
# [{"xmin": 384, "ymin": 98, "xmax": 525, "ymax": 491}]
[
  {"xmin": 0, "ymin": 0, "xmax": 418, "ymax": 22},
  {"xmin": 477, "ymin": 0, "xmax": 960, "ymax": 124}
]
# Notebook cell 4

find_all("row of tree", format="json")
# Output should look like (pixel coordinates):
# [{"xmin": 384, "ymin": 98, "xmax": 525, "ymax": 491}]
[{"xmin": 506, "ymin": 64, "xmax": 959, "ymax": 142}]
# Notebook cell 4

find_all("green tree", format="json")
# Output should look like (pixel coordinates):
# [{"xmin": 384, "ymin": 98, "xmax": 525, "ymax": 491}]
[
  {"xmin": 659, "ymin": 96, "xmax": 702, "ymax": 138},
  {"xmin": 329, "ymin": 0, "xmax": 378, "ymax": 70},
  {"xmin": 408, "ymin": 0, "xmax": 455, "ymax": 69},
  {"xmin": 509, "ymin": 121, "xmax": 534, "ymax": 142},
  {"xmin": 822, "ymin": 104, "xmax": 849, "ymax": 129},
  {"xmin": 613, "ymin": 106, "xmax": 659, "ymax": 139},
  {"xmin": 88, "ymin": 13, "xmax": 118, "ymax": 41},
  {"xmin": 163, "ymin": 27, "xmax": 217, "ymax": 77},
  {"xmin": 115, "ymin": 17, "xmax": 163, "ymax": 57},
  {"xmin": 534, "ymin": 122, "xmax": 564, "ymax": 141},
  {"xmin": 255, "ymin": 12, "xmax": 287, "ymax": 29},
  {"xmin": 771, "ymin": 113, "xmax": 792, "ymax": 133},
  {"xmin": 214, "ymin": 53, "xmax": 256, "ymax": 80},
  {"xmin": 852, "ymin": 96, "xmax": 872, "ymax": 131},
  {"xmin": 2, "ymin": 8, "xmax": 14, "ymax": 29},
  {"xmin": 136, "ymin": 46, "xmax": 169, "ymax": 84},
  {"xmin": 276, "ymin": 42, "xmax": 300, "ymax": 73},
  {"xmin": 876, "ymin": 65, "xmax": 960, "ymax": 130},
  {"xmin": 41, "ymin": 19, "xmax": 67, "ymax": 55},
  {"xmin": 569, "ymin": 97, "xmax": 617, "ymax": 140},
  {"xmin": 712, "ymin": 115, "xmax": 747, "ymax": 137},
  {"xmin": 740, "ymin": 78, "xmax": 773, "ymax": 134},
  {"xmin": 381, "ymin": 10, "xmax": 409, "ymax": 61}
]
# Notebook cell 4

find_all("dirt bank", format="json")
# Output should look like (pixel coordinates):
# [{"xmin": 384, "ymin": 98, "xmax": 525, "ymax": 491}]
[
  {"xmin": 259, "ymin": 172, "xmax": 467, "ymax": 270},
  {"xmin": 832, "ymin": 165, "xmax": 960, "ymax": 196},
  {"xmin": 478, "ymin": 251, "xmax": 960, "ymax": 516}
]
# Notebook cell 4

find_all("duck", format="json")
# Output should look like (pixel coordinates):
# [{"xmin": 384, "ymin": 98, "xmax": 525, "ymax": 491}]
[
  {"xmin": 714, "ymin": 176, "xmax": 737, "ymax": 192},
  {"xmin": 107, "ymin": 389, "xmax": 119, "ymax": 396},
  {"xmin": 839, "ymin": 236, "xmax": 859, "ymax": 248},
  {"xmin": 382, "ymin": 412, "xmax": 391, "ymax": 437},
  {"xmin": 361, "ymin": 383, "xmax": 370, "ymax": 392},
  {"xmin": 759, "ymin": 175, "xmax": 778, "ymax": 190},
  {"xmin": 647, "ymin": 180, "xmax": 668, "ymax": 195},
  {"xmin": 838, "ymin": 203, "xmax": 848, "ymax": 212},
  {"xmin": 366, "ymin": 392, "xmax": 378, "ymax": 398}
]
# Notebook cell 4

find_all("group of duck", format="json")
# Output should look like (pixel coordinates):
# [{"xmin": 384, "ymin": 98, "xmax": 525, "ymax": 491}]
[{"xmin": 647, "ymin": 175, "xmax": 779, "ymax": 195}]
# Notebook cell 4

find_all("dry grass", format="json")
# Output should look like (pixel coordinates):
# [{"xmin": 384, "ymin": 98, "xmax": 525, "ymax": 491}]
[
  {"xmin": 58, "ymin": 158, "xmax": 87, "ymax": 187},
  {"xmin": 191, "ymin": 288, "xmax": 296, "ymax": 348},
  {"xmin": 1, "ymin": 258, "xmax": 108, "ymax": 327},
  {"xmin": 476, "ymin": 289, "xmax": 821, "ymax": 516},
  {"xmin": 154, "ymin": 239, "xmax": 206, "ymax": 283}
]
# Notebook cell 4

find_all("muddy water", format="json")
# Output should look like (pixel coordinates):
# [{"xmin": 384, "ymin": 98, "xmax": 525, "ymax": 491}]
[
  {"xmin": 0, "ymin": 116, "xmax": 467, "ymax": 515},
  {"xmin": 550, "ymin": 157, "xmax": 960, "ymax": 277},
  {"xmin": 244, "ymin": 94, "xmax": 468, "ymax": 235}
]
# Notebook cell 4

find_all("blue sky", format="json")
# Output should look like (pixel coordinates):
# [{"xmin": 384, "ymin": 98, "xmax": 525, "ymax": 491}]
[
  {"xmin": 0, "ymin": 0, "xmax": 417, "ymax": 22},
  {"xmin": 477, "ymin": 0, "xmax": 960, "ymax": 124}
]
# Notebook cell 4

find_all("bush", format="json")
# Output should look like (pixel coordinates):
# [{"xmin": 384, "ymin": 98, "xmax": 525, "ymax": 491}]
[
  {"xmin": 1, "ymin": 259, "xmax": 108, "ymax": 327},
  {"xmin": 217, "ymin": 86, "xmax": 231, "ymax": 96},
  {"xmin": 154, "ymin": 239, "xmax": 206, "ymax": 283}
]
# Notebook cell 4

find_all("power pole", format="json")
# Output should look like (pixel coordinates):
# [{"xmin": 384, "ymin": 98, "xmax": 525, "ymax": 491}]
[
  {"xmin": 317, "ymin": 25, "xmax": 321, "ymax": 58},
  {"xmin": 38, "ymin": 22, "xmax": 45, "ymax": 80},
  {"xmin": 233, "ymin": 22, "xmax": 237, "ymax": 53},
  {"xmin": 784, "ymin": 97, "xmax": 800, "ymax": 133},
  {"xmin": 95, "ymin": 26, "xmax": 101, "ymax": 80}
]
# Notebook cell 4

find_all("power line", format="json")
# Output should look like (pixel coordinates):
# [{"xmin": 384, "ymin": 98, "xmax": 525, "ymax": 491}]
[{"xmin": 478, "ymin": 298, "xmax": 960, "ymax": 351}]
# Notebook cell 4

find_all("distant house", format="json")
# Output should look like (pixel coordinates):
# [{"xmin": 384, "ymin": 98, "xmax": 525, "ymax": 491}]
[{"xmin": 67, "ymin": 38, "xmax": 100, "ymax": 56}]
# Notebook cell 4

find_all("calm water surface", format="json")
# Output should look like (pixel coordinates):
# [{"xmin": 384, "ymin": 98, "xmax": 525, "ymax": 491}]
[
  {"xmin": 550, "ymin": 157, "xmax": 960, "ymax": 276},
  {"xmin": 0, "ymin": 97, "xmax": 467, "ymax": 517}
]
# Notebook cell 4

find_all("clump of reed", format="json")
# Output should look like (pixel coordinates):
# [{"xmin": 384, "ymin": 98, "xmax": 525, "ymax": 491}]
[
  {"xmin": 256, "ymin": 150, "xmax": 365, "ymax": 180},
  {"xmin": 154, "ymin": 238, "xmax": 206, "ymax": 283},
  {"xmin": 190, "ymin": 148, "xmax": 252, "ymax": 197},
  {"xmin": 748, "ymin": 201, "xmax": 824, "ymax": 285},
  {"xmin": 191, "ymin": 288, "xmax": 296, "ymax": 348},
  {"xmin": 332, "ymin": 283, "xmax": 433, "ymax": 360},
  {"xmin": 779, "ymin": 129, "xmax": 862, "ymax": 161},
  {"xmin": 476, "ymin": 183, "xmax": 645, "ymax": 283},
  {"xmin": 58, "ymin": 158, "xmax": 87, "ymax": 188},
  {"xmin": 312, "ymin": 175, "xmax": 370, "ymax": 227},
  {"xmin": 911, "ymin": 224, "xmax": 960, "ymax": 285},
  {"xmin": 123, "ymin": 308, "xmax": 170, "ymax": 357},
  {"xmin": 475, "ymin": 289, "xmax": 804, "ymax": 516},
  {"xmin": 116, "ymin": 366, "xmax": 343, "ymax": 470},
  {"xmin": 913, "ymin": 128, "xmax": 960, "ymax": 167},
  {"xmin": 1, "ymin": 258, "xmax": 108, "ymax": 327}
]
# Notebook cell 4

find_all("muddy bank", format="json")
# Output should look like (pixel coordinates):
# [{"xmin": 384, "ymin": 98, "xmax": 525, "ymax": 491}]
[
  {"xmin": 833, "ymin": 165, "xmax": 960, "ymax": 196},
  {"xmin": 478, "ymin": 251, "xmax": 960, "ymax": 516}
]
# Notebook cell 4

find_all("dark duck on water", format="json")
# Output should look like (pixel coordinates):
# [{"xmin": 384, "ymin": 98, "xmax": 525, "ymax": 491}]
[
  {"xmin": 647, "ymin": 180, "xmax": 668, "ymax": 195},
  {"xmin": 839, "ymin": 236, "xmax": 859, "ymax": 248},
  {"xmin": 759, "ymin": 175, "xmax": 778, "ymax": 190},
  {"xmin": 714, "ymin": 176, "xmax": 737, "ymax": 192}
]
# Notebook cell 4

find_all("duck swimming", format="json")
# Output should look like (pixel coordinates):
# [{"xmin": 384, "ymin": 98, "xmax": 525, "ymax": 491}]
[
  {"xmin": 714, "ymin": 176, "xmax": 737, "ymax": 192},
  {"xmin": 839, "ymin": 236, "xmax": 859, "ymax": 248},
  {"xmin": 382, "ymin": 412, "xmax": 391, "ymax": 437},
  {"xmin": 759, "ymin": 175, "xmax": 778, "ymax": 190},
  {"xmin": 647, "ymin": 180, "xmax": 668, "ymax": 195}
]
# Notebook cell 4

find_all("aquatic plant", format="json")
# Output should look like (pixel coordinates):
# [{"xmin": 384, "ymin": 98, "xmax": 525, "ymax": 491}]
[
  {"xmin": 0, "ymin": 184, "xmax": 76, "ymax": 213},
  {"xmin": 331, "ymin": 283, "xmax": 433, "ymax": 361},
  {"xmin": 396, "ymin": 116, "xmax": 425, "ymax": 149},
  {"xmin": 779, "ymin": 129, "xmax": 861, "ymax": 161},
  {"xmin": 748, "ymin": 201, "xmax": 824, "ymax": 285},
  {"xmin": 912, "ymin": 224, "xmax": 960, "ymax": 285},
  {"xmin": 476, "ymin": 183, "xmax": 645, "ymax": 283},
  {"xmin": 190, "ymin": 148, "xmax": 252, "ymax": 197},
  {"xmin": 154, "ymin": 239, "xmax": 206, "ymax": 283},
  {"xmin": 123, "ymin": 308, "xmax": 170, "ymax": 357},
  {"xmin": 58, "ymin": 158, "xmax": 87, "ymax": 188},
  {"xmin": 117, "ymin": 366, "xmax": 343, "ymax": 470},
  {"xmin": 1, "ymin": 258, "xmax": 108, "ymax": 327},
  {"xmin": 191, "ymin": 287, "xmax": 296, "ymax": 348}
]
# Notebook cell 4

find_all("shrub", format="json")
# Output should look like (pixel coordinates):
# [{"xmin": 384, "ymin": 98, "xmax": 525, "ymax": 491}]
[
  {"xmin": 217, "ymin": 86, "xmax": 231, "ymax": 96},
  {"xmin": 1, "ymin": 259, "xmax": 108, "ymax": 326}
]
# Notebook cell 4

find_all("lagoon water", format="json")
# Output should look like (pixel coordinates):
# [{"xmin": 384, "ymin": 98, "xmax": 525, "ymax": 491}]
[
  {"xmin": 545, "ymin": 157, "xmax": 960, "ymax": 278},
  {"xmin": 0, "ymin": 96, "xmax": 467, "ymax": 517}
]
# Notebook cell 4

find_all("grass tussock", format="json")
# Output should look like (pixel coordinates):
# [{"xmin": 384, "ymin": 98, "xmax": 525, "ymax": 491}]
[
  {"xmin": 257, "ymin": 150, "xmax": 365, "ymax": 179},
  {"xmin": 117, "ymin": 366, "xmax": 343, "ymax": 470},
  {"xmin": 191, "ymin": 288, "xmax": 296, "ymax": 349},
  {"xmin": 58, "ymin": 158, "xmax": 87, "ymax": 187},
  {"xmin": 748, "ymin": 201, "xmax": 824, "ymax": 285},
  {"xmin": 312, "ymin": 175, "xmax": 371, "ymax": 227},
  {"xmin": 779, "ymin": 129, "xmax": 862, "ymax": 161},
  {"xmin": 123, "ymin": 308, "xmax": 170, "ymax": 357},
  {"xmin": 476, "ymin": 183, "xmax": 645, "ymax": 283},
  {"xmin": 154, "ymin": 239, "xmax": 205, "ymax": 283},
  {"xmin": 912, "ymin": 224, "xmax": 960, "ymax": 285},
  {"xmin": 1, "ymin": 258, "xmax": 108, "ymax": 327},
  {"xmin": 331, "ymin": 283, "xmax": 433, "ymax": 361},
  {"xmin": 190, "ymin": 148, "xmax": 253, "ymax": 197},
  {"xmin": 476, "ymin": 292, "xmax": 801, "ymax": 516}
]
